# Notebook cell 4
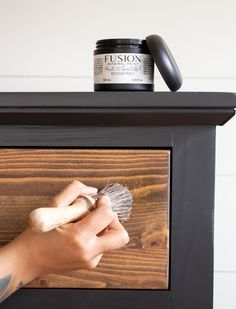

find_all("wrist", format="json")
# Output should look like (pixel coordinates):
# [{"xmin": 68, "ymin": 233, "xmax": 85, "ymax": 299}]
[{"xmin": 5, "ymin": 228, "xmax": 44, "ymax": 284}]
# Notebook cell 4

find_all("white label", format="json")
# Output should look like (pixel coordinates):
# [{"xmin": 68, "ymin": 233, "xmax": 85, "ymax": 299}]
[{"xmin": 94, "ymin": 53, "xmax": 154, "ymax": 84}]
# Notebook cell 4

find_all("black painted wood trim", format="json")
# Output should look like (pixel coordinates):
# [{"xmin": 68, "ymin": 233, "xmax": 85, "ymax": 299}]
[
  {"xmin": 0, "ymin": 92, "xmax": 235, "ymax": 126},
  {"xmin": 170, "ymin": 126, "xmax": 215, "ymax": 309},
  {"xmin": 0, "ymin": 108, "xmax": 234, "ymax": 126},
  {"xmin": 0, "ymin": 92, "xmax": 235, "ymax": 108},
  {"xmin": 0, "ymin": 125, "xmax": 215, "ymax": 309},
  {"xmin": 1, "ymin": 290, "xmax": 171, "ymax": 309}
]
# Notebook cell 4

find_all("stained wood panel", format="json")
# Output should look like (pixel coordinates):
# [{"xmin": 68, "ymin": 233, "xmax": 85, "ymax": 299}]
[{"xmin": 0, "ymin": 149, "xmax": 170, "ymax": 289}]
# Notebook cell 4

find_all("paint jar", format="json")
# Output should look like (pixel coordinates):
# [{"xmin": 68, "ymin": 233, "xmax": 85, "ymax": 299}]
[
  {"xmin": 94, "ymin": 38, "xmax": 154, "ymax": 91},
  {"xmin": 94, "ymin": 35, "xmax": 183, "ymax": 92}
]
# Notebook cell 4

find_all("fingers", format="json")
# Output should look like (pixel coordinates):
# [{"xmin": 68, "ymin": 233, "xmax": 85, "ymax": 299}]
[
  {"xmin": 97, "ymin": 214, "xmax": 129, "ymax": 253},
  {"xmin": 75, "ymin": 195, "xmax": 114, "ymax": 236},
  {"xmin": 74, "ymin": 196, "xmax": 129, "ymax": 254},
  {"xmin": 49, "ymin": 180, "xmax": 98, "ymax": 208}
]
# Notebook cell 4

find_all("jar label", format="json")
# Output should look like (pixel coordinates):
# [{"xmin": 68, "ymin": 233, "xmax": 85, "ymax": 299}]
[{"xmin": 94, "ymin": 53, "xmax": 154, "ymax": 84}]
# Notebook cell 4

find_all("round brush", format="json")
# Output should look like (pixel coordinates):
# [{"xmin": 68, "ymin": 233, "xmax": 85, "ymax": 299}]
[{"xmin": 28, "ymin": 183, "xmax": 133, "ymax": 233}]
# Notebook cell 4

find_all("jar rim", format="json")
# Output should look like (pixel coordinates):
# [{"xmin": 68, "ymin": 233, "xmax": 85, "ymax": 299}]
[{"xmin": 96, "ymin": 38, "xmax": 146, "ymax": 46}]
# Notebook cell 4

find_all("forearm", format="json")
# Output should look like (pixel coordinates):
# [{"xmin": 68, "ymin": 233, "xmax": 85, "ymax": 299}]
[{"xmin": 0, "ymin": 230, "xmax": 40, "ymax": 303}]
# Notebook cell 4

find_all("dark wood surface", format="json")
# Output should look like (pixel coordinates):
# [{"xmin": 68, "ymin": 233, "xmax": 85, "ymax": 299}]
[
  {"xmin": 0, "ymin": 92, "xmax": 235, "ymax": 126},
  {"xmin": 1, "ymin": 289, "xmax": 171, "ymax": 309},
  {"xmin": 0, "ymin": 91, "xmax": 235, "ymax": 108},
  {"xmin": 170, "ymin": 126, "xmax": 215, "ymax": 309},
  {"xmin": 0, "ymin": 149, "xmax": 170, "ymax": 289},
  {"xmin": 0, "ymin": 124, "xmax": 219, "ymax": 309},
  {"xmin": 0, "ymin": 89, "xmax": 227, "ymax": 307}
]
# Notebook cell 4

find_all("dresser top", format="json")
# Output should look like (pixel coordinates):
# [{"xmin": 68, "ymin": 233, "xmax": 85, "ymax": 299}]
[
  {"xmin": 0, "ymin": 91, "xmax": 235, "ymax": 108},
  {"xmin": 0, "ymin": 92, "xmax": 235, "ymax": 126}
]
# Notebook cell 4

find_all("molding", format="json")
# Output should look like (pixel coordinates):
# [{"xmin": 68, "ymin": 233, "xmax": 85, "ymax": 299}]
[{"xmin": 0, "ymin": 92, "xmax": 235, "ymax": 126}]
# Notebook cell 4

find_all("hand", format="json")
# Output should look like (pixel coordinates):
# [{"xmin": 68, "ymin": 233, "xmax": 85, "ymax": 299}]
[
  {"xmin": 0, "ymin": 180, "xmax": 129, "ymax": 302},
  {"xmin": 17, "ymin": 180, "xmax": 129, "ymax": 276}
]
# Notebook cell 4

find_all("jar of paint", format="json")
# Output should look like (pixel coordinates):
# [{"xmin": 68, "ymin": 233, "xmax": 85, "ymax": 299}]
[{"xmin": 94, "ymin": 35, "xmax": 182, "ymax": 92}]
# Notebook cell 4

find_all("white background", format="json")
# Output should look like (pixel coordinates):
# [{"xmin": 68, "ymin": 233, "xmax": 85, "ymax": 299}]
[{"xmin": 0, "ymin": 1, "xmax": 235, "ymax": 307}]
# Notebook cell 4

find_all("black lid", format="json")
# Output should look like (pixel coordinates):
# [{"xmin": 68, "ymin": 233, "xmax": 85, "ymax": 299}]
[
  {"xmin": 96, "ymin": 38, "xmax": 146, "ymax": 47},
  {"xmin": 146, "ymin": 34, "xmax": 182, "ymax": 92}
]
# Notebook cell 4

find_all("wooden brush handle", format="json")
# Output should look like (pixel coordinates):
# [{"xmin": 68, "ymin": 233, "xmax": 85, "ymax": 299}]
[{"xmin": 28, "ymin": 196, "xmax": 96, "ymax": 233}]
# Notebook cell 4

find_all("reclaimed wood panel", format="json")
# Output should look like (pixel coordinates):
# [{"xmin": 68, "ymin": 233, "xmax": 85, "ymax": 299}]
[{"xmin": 0, "ymin": 149, "xmax": 170, "ymax": 289}]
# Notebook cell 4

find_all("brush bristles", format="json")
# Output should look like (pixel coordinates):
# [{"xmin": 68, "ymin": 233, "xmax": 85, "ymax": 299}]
[{"xmin": 97, "ymin": 183, "xmax": 133, "ymax": 223}]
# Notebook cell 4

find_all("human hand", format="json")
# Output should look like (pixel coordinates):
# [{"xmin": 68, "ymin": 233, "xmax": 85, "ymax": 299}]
[{"xmin": 0, "ymin": 180, "xmax": 129, "ymax": 295}]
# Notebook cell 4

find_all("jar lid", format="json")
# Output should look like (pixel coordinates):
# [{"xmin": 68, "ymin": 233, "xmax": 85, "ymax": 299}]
[
  {"xmin": 146, "ymin": 34, "xmax": 182, "ymax": 92},
  {"xmin": 96, "ymin": 38, "xmax": 146, "ymax": 46}
]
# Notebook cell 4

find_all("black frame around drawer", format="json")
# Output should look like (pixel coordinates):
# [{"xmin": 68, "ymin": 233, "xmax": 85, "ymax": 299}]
[
  {"xmin": 1, "ymin": 91, "xmax": 235, "ymax": 309},
  {"xmin": 0, "ymin": 125, "xmax": 215, "ymax": 309}
]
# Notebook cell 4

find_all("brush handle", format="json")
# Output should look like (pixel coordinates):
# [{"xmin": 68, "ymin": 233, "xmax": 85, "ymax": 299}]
[{"xmin": 28, "ymin": 196, "xmax": 96, "ymax": 233}]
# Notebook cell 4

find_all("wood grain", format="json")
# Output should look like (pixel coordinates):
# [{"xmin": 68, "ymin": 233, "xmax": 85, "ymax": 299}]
[{"xmin": 0, "ymin": 149, "xmax": 170, "ymax": 289}]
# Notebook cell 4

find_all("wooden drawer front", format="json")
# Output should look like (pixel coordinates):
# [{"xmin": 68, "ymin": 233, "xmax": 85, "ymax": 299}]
[{"xmin": 0, "ymin": 149, "xmax": 170, "ymax": 289}]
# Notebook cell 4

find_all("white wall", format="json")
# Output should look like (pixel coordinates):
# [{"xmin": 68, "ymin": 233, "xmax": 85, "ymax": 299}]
[{"xmin": 0, "ymin": 0, "xmax": 235, "ymax": 307}]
